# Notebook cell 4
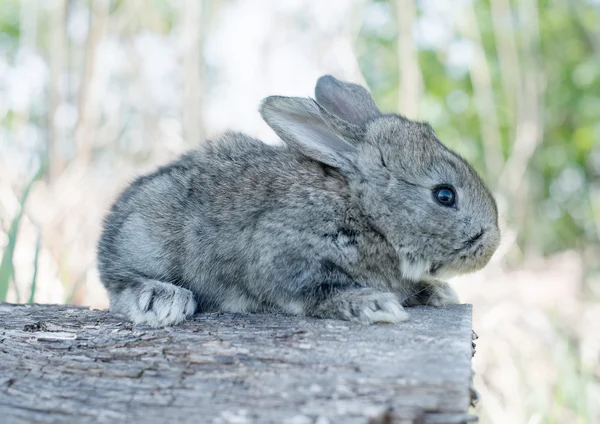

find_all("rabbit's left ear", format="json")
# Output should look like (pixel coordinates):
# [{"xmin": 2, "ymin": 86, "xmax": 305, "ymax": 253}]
[
  {"xmin": 315, "ymin": 75, "xmax": 381, "ymax": 127},
  {"xmin": 260, "ymin": 96, "xmax": 358, "ymax": 172}
]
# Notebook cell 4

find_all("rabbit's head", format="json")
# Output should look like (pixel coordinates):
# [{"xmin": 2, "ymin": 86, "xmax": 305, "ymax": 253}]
[{"xmin": 260, "ymin": 75, "xmax": 500, "ymax": 281}]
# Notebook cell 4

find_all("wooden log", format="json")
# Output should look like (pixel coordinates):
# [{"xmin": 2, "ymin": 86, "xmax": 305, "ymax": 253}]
[{"xmin": 0, "ymin": 303, "xmax": 477, "ymax": 424}]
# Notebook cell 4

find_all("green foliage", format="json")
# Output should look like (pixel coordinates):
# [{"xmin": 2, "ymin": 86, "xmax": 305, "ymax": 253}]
[
  {"xmin": 545, "ymin": 329, "xmax": 597, "ymax": 423},
  {"xmin": 531, "ymin": 0, "xmax": 600, "ymax": 253},
  {"xmin": 0, "ymin": 0, "xmax": 20, "ymax": 40}
]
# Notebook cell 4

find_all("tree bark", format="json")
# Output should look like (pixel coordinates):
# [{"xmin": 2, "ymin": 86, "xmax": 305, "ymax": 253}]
[{"xmin": 0, "ymin": 303, "xmax": 477, "ymax": 424}]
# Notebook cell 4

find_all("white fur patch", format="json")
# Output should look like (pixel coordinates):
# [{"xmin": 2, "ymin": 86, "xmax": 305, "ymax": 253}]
[{"xmin": 400, "ymin": 258, "xmax": 430, "ymax": 281}]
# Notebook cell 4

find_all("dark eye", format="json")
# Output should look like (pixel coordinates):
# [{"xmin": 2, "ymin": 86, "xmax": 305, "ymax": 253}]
[{"xmin": 433, "ymin": 185, "xmax": 456, "ymax": 207}]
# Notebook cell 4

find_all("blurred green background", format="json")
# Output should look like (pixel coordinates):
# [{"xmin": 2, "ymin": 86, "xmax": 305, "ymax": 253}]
[{"xmin": 0, "ymin": 0, "xmax": 598, "ymax": 423}]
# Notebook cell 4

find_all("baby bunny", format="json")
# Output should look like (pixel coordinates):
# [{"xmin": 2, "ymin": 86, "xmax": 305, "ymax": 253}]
[{"xmin": 97, "ymin": 75, "xmax": 500, "ymax": 327}]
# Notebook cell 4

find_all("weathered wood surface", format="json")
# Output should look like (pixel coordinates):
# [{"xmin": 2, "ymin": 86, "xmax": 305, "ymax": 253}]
[{"xmin": 0, "ymin": 303, "xmax": 476, "ymax": 424}]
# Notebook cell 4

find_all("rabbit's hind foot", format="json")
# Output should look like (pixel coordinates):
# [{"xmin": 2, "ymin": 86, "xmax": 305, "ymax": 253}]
[{"xmin": 109, "ymin": 279, "xmax": 197, "ymax": 327}]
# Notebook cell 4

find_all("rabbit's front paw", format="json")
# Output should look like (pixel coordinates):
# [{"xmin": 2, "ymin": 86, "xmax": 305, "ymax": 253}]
[
  {"xmin": 114, "ymin": 280, "xmax": 197, "ymax": 327},
  {"xmin": 316, "ymin": 289, "xmax": 409, "ymax": 325}
]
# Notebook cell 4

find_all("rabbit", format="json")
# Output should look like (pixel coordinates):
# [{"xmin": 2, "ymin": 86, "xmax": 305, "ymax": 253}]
[{"xmin": 97, "ymin": 75, "xmax": 501, "ymax": 327}]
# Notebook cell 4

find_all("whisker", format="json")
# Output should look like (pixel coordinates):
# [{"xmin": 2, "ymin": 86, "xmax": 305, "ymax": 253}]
[
  {"xmin": 425, "ymin": 285, "xmax": 443, "ymax": 306},
  {"xmin": 401, "ymin": 281, "xmax": 436, "ymax": 304}
]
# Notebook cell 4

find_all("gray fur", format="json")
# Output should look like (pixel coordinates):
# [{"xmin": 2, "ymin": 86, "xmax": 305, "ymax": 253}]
[{"xmin": 97, "ymin": 75, "xmax": 500, "ymax": 327}]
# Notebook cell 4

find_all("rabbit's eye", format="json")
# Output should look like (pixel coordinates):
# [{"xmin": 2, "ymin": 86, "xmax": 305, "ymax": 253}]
[{"xmin": 433, "ymin": 185, "xmax": 456, "ymax": 207}]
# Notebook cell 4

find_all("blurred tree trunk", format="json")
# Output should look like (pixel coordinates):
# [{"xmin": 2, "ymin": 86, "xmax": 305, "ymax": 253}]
[
  {"xmin": 15, "ymin": 0, "xmax": 37, "ymax": 162},
  {"xmin": 179, "ymin": 0, "xmax": 205, "ymax": 145},
  {"xmin": 395, "ymin": 0, "xmax": 421, "ymax": 119},
  {"xmin": 47, "ymin": 0, "xmax": 68, "ymax": 181},
  {"xmin": 73, "ymin": 0, "xmax": 109, "ymax": 166},
  {"xmin": 457, "ymin": 2, "xmax": 504, "ymax": 182},
  {"xmin": 490, "ymin": 0, "xmax": 522, "ymax": 126},
  {"xmin": 498, "ymin": 0, "xmax": 544, "ymax": 259},
  {"xmin": 46, "ymin": 0, "xmax": 109, "ymax": 306}
]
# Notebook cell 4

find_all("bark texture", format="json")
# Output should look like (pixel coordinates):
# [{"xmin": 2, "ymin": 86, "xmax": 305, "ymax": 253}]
[{"xmin": 0, "ymin": 303, "xmax": 477, "ymax": 424}]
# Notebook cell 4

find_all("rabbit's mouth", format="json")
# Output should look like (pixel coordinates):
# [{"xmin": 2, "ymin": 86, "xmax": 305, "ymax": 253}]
[
  {"xmin": 451, "ymin": 229, "xmax": 486, "ymax": 255},
  {"xmin": 450, "ymin": 235, "xmax": 498, "ymax": 274},
  {"xmin": 464, "ymin": 229, "xmax": 485, "ymax": 248},
  {"xmin": 428, "ymin": 230, "xmax": 496, "ymax": 277}
]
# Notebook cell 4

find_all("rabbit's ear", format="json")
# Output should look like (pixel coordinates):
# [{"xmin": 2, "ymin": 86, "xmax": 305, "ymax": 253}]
[
  {"xmin": 315, "ymin": 75, "xmax": 381, "ymax": 127},
  {"xmin": 260, "ymin": 96, "xmax": 358, "ymax": 171}
]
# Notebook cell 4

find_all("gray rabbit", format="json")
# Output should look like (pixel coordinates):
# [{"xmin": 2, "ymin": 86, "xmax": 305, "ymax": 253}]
[{"xmin": 97, "ymin": 75, "xmax": 500, "ymax": 327}]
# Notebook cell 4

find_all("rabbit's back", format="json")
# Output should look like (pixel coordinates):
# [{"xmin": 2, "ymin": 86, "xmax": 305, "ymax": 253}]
[{"xmin": 98, "ymin": 132, "xmax": 351, "ymax": 311}]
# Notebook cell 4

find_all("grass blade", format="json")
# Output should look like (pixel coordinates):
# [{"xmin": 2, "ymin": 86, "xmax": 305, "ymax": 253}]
[
  {"xmin": 28, "ymin": 228, "xmax": 42, "ymax": 304},
  {"xmin": 11, "ymin": 272, "xmax": 21, "ymax": 303},
  {"xmin": 0, "ymin": 168, "xmax": 44, "ymax": 302}
]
